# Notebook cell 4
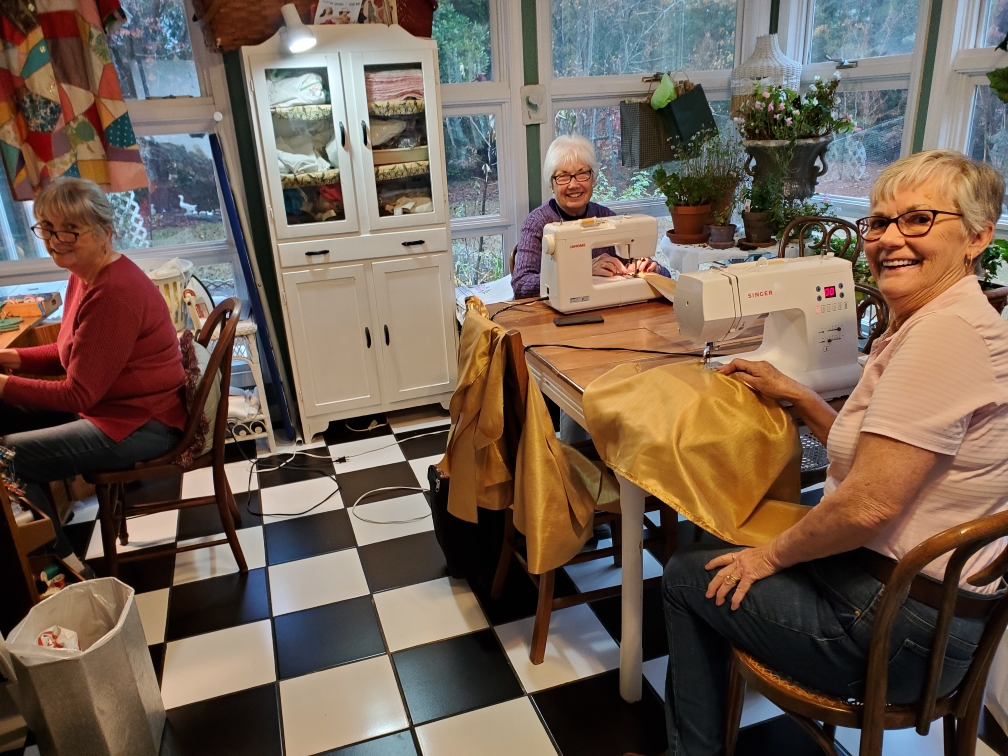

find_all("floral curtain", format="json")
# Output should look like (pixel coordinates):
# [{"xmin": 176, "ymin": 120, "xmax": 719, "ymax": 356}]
[{"xmin": 0, "ymin": 0, "xmax": 148, "ymax": 200}]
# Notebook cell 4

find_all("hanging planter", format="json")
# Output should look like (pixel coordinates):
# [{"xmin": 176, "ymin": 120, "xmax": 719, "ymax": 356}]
[{"xmin": 743, "ymin": 136, "xmax": 833, "ymax": 201}]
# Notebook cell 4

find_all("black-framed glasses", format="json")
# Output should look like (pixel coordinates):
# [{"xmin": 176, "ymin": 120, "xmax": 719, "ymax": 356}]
[
  {"xmin": 552, "ymin": 170, "xmax": 593, "ymax": 186},
  {"xmin": 31, "ymin": 225, "xmax": 87, "ymax": 244},
  {"xmin": 856, "ymin": 210, "xmax": 964, "ymax": 241}
]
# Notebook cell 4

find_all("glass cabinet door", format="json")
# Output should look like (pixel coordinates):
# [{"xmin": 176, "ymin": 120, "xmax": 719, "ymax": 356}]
[
  {"xmin": 349, "ymin": 50, "xmax": 446, "ymax": 230},
  {"xmin": 251, "ymin": 55, "xmax": 359, "ymax": 240}
]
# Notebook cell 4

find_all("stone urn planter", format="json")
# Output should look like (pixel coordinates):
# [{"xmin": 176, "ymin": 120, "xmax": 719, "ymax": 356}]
[
  {"xmin": 982, "ymin": 283, "xmax": 1008, "ymax": 315},
  {"xmin": 670, "ymin": 203, "xmax": 712, "ymax": 236},
  {"xmin": 743, "ymin": 135, "xmax": 833, "ymax": 200},
  {"xmin": 708, "ymin": 224, "xmax": 737, "ymax": 249},
  {"xmin": 741, "ymin": 211, "xmax": 774, "ymax": 244}
]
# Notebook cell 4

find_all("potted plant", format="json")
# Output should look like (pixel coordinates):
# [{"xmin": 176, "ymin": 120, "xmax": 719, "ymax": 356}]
[
  {"xmin": 740, "ymin": 175, "xmax": 779, "ymax": 244},
  {"xmin": 734, "ymin": 74, "xmax": 854, "ymax": 200},
  {"xmin": 652, "ymin": 131, "xmax": 746, "ymax": 243},
  {"xmin": 708, "ymin": 183, "xmax": 740, "ymax": 249},
  {"xmin": 981, "ymin": 239, "xmax": 1008, "ymax": 314}
]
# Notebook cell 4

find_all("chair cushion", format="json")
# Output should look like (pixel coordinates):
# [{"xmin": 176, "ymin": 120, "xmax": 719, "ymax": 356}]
[{"xmin": 192, "ymin": 341, "xmax": 221, "ymax": 455}]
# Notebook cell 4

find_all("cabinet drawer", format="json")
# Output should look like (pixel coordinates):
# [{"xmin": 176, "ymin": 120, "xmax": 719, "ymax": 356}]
[{"xmin": 277, "ymin": 228, "xmax": 449, "ymax": 269}]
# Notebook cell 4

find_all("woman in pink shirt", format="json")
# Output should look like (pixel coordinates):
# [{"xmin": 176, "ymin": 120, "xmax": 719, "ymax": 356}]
[
  {"xmin": 0, "ymin": 178, "xmax": 186, "ymax": 579},
  {"xmin": 637, "ymin": 152, "xmax": 1008, "ymax": 756}
]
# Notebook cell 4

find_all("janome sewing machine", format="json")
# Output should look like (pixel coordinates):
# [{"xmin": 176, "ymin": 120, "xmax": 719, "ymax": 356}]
[
  {"xmin": 674, "ymin": 255, "xmax": 863, "ymax": 400},
  {"xmin": 540, "ymin": 214, "xmax": 660, "ymax": 313}
]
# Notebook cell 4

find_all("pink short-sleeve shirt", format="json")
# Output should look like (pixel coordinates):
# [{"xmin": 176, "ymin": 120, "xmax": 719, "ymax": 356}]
[{"xmin": 824, "ymin": 276, "xmax": 1008, "ymax": 592}]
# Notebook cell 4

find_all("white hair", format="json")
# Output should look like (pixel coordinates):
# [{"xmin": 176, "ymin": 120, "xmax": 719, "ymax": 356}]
[{"xmin": 543, "ymin": 134, "xmax": 599, "ymax": 188}]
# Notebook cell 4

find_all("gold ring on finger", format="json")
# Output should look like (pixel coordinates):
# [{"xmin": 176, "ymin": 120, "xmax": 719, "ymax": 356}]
[{"xmin": 724, "ymin": 574, "xmax": 741, "ymax": 585}]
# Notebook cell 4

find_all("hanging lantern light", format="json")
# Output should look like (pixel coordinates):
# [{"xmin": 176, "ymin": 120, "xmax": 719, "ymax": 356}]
[{"xmin": 730, "ymin": 34, "xmax": 801, "ymax": 117}]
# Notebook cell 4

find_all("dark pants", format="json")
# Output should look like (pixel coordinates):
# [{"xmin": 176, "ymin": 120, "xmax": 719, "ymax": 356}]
[
  {"xmin": 0, "ymin": 401, "xmax": 181, "ymax": 557},
  {"xmin": 662, "ymin": 545, "xmax": 987, "ymax": 756}
]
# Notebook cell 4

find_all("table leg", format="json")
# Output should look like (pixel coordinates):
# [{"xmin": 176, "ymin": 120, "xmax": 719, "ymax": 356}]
[{"xmin": 617, "ymin": 474, "xmax": 645, "ymax": 703}]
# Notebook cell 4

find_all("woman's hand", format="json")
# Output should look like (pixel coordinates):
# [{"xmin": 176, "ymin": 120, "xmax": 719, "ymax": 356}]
[
  {"xmin": 627, "ymin": 258, "xmax": 659, "ymax": 275},
  {"xmin": 592, "ymin": 254, "xmax": 629, "ymax": 277},
  {"xmin": 717, "ymin": 358, "xmax": 806, "ymax": 403},
  {"xmin": 0, "ymin": 349, "xmax": 20, "ymax": 371},
  {"xmin": 705, "ymin": 546, "xmax": 780, "ymax": 610}
]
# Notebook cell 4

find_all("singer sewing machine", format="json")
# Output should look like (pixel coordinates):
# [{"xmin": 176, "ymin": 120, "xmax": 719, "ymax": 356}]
[
  {"xmin": 674, "ymin": 254, "xmax": 863, "ymax": 400},
  {"xmin": 540, "ymin": 214, "xmax": 660, "ymax": 313}
]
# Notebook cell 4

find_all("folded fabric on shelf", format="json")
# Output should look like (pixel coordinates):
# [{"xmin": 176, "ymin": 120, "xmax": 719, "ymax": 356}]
[
  {"xmin": 370, "ymin": 118, "xmax": 408, "ymax": 146},
  {"xmin": 277, "ymin": 150, "xmax": 331, "ymax": 175},
  {"xmin": 268, "ymin": 73, "xmax": 327, "ymax": 107},
  {"xmin": 364, "ymin": 68, "xmax": 424, "ymax": 103}
]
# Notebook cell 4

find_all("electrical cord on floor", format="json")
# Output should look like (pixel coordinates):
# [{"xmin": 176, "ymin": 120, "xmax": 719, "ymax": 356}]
[
  {"xmin": 345, "ymin": 417, "xmax": 389, "ymax": 433},
  {"xmin": 230, "ymin": 427, "xmax": 448, "ymax": 523}
]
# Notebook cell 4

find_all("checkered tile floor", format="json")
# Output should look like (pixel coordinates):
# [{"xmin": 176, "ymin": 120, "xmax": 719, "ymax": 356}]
[{"xmin": 4, "ymin": 405, "xmax": 1006, "ymax": 756}]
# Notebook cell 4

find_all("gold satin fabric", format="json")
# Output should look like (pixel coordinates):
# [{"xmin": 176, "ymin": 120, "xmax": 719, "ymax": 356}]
[
  {"xmin": 641, "ymin": 272, "xmax": 677, "ymax": 302},
  {"xmin": 440, "ymin": 297, "xmax": 619, "ymax": 574},
  {"xmin": 583, "ymin": 361, "xmax": 808, "ymax": 546}
]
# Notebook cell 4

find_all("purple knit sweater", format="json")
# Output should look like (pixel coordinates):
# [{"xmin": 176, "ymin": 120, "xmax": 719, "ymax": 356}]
[{"xmin": 510, "ymin": 199, "xmax": 669, "ymax": 298}]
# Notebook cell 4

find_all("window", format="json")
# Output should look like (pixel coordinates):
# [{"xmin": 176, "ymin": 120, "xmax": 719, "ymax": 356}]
[
  {"xmin": 968, "ymin": 85, "xmax": 1008, "ymax": 203},
  {"xmin": 432, "ymin": 0, "xmax": 493, "ymax": 83},
  {"xmin": 452, "ymin": 234, "xmax": 505, "ymax": 285},
  {"xmin": 107, "ymin": 0, "xmax": 201, "ymax": 99},
  {"xmin": 444, "ymin": 115, "xmax": 500, "ymax": 217},
  {"xmin": 551, "ymin": 0, "xmax": 736, "ymax": 77},
  {"xmin": 808, "ymin": 0, "xmax": 920, "ymax": 63},
  {"xmin": 983, "ymin": 0, "xmax": 1008, "ymax": 47}
]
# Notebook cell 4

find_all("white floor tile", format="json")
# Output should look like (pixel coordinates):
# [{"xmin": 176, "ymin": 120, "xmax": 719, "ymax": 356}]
[
  {"xmin": 173, "ymin": 527, "xmax": 266, "ymax": 586},
  {"xmin": 259, "ymin": 477, "xmax": 343, "ymax": 524},
  {"xmin": 180, "ymin": 460, "xmax": 258, "ymax": 499},
  {"xmin": 279, "ymin": 655, "xmax": 408, "ymax": 756},
  {"xmin": 838, "ymin": 721, "xmax": 946, "ymax": 756},
  {"xmin": 328, "ymin": 435, "xmax": 406, "ymax": 473},
  {"xmin": 562, "ymin": 538, "xmax": 664, "ymax": 594},
  {"xmin": 494, "ymin": 604, "xmax": 620, "ymax": 693},
  {"xmin": 642, "ymin": 656, "xmax": 667, "ymax": 700},
  {"xmin": 133, "ymin": 588, "xmax": 169, "ymax": 645},
  {"xmin": 69, "ymin": 495, "xmax": 98, "ymax": 524},
  {"xmin": 85, "ymin": 510, "xmax": 179, "ymax": 560},
  {"xmin": 387, "ymin": 405, "xmax": 450, "ymax": 433},
  {"xmin": 373, "ymin": 577, "xmax": 488, "ymax": 652},
  {"xmin": 268, "ymin": 549, "xmax": 369, "ymax": 616},
  {"xmin": 160, "ymin": 620, "xmax": 276, "ymax": 709},
  {"xmin": 415, "ymin": 697, "xmax": 555, "ymax": 756},
  {"xmin": 409, "ymin": 455, "xmax": 443, "ymax": 492},
  {"xmin": 347, "ymin": 493, "xmax": 432, "ymax": 546}
]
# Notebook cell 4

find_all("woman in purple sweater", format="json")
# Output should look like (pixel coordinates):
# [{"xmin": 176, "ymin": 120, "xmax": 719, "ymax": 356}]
[{"xmin": 511, "ymin": 134, "xmax": 668, "ymax": 298}]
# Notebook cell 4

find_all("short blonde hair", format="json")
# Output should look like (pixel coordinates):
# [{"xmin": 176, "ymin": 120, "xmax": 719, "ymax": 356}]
[
  {"xmin": 870, "ymin": 150, "xmax": 1004, "ymax": 237},
  {"xmin": 33, "ymin": 178, "xmax": 115, "ymax": 232},
  {"xmin": 544, "ymin": 134, "xmax": 599, "ymax": 186}
]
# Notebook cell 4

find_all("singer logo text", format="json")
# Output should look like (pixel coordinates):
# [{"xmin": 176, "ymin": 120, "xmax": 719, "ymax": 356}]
[{"xmin": 747, "ymin": 290, "xmax": 773, "ymax": 299}]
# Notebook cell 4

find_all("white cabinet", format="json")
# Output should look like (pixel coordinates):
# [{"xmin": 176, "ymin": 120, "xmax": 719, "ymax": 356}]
[{"xmin": 243, "ymin": 25, "xmax": 457, "ymax": 442}]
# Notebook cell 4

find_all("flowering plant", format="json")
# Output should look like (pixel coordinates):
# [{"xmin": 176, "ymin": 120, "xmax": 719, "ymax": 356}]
[{"xmin": 733, "ymin": 73, "xmax": 854, "ymax": 141}]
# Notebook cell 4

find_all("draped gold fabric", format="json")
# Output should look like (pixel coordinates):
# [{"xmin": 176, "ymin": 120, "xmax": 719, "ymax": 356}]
[
  {"xmin": 440, "ymin": 298, "xmax": 619, "ymax": 574},
  {"xmin": 583, "ymin": 361, "xmax": 808, "ymax": 546}
]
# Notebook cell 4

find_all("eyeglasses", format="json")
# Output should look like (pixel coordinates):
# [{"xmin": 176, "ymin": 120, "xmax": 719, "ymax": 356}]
[
  {"xmin": 552, "ymin": 170, "xmax": 593, "ymax": 186},
  {"xmin": 31, "ymin": 225, "xmax": 89, "ymax": 244},
  {"xmin": 856, "ymin": 210, "xmax": 964, "ymax": 241}
]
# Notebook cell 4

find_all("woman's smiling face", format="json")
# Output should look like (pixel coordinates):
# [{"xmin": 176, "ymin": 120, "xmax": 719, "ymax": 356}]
[{"xmin": 551, "ymin": 163, "xmax": 594, "ymax": 216}]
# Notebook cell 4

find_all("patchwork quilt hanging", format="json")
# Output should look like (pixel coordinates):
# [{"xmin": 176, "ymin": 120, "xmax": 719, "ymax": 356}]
[{"xmin": 0, "ymin": 0, "xmax": 148, "ymax": 200}]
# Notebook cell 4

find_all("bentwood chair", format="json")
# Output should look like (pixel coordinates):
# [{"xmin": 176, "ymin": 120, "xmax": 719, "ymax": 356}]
[
  {"xmin": 84, "ymin": 299, "xmax": 247, "ymax": 578},
  {"xmin": 780, "ymin": 216, "xmax": 864, "ymax": 264},
  {"xmin": 724, "ymin": 511, "xmax": 1008, "ymax": 756},
  {"xmin": 490, "ymin": 328, "xmax": 679, "ymax": 664}
]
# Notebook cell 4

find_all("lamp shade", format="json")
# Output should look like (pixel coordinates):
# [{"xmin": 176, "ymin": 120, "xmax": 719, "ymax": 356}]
[{"xmin": 280, "ymin": 4, "xmax": 316, "ymax": 53}]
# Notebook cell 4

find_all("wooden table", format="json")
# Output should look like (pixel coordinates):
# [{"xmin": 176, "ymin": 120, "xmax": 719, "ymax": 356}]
[
  {"xmin": 0, "ymin": 314, "xmax": 61, "ymax": 351},
  {"xmin": 492, "ymin": 297, "xmax": 766, "ymax": 702}
]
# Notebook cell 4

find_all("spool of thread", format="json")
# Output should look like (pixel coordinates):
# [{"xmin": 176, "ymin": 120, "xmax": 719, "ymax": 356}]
[
  {"xmin": 40, "ymin": 564, "xmax": 61, "ymax": 582},
  {"xmin": 13, "ymin": 508, "xmax": 34, "ymax": 526}
]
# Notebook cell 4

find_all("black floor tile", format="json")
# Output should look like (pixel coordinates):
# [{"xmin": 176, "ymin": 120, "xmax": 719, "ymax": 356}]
[
  {"xmin": 589, "ymin": 584, "xmax": 668, "ymax": 661},
  {"xmin": 358, "ymin": 530, "xmax": 447, "ymax": 592},
  {"xmin": 165, "ymin": 568, "xmax": 270, "ymax": 641},
  {"xmin": 149, "ymin": 643, "xmax": 165, "ymax": 686},
  {"xmin": 64, "ymin": 520, "xmax": 95, "ymax": 559},
  {"xmin": 335, "ymin": 462, "xmax": 421, "ymax": 508},
  {"xmin": 734, "ymin": 715, "xmax": 821, "ymax": 756},
  {"xmin": 322, "ymin": 415, "xmax": 391, "ymax": 445},
  {"xmin": 160, "ymin": 683, "xmax": 283, "ymax": 756},
  {"xmin": 124, "ymin": 474, "xmax": 182, "ymax": 505},
  {"xmin": 263, "ymin": 509, "xmax": 356, "ymax": 565},
  {"xmin": 224, "ymin": 439, "xmax": 259, "ymax": 464},
  {"xmin": 88, "ymin": 547, "xmax": 177, "ymax": 593},
  {"xmin": 532, "ymin": 668, "xmax": 667, "ymax": 756},
  {"xmin": 274, "ymin": 597, "xmax": 385, "ymax": 679},
  {"xmin": 468, "ymin": 550, "xmax": 579, "ymax": 626},
  {"xmin": 394, "ymin": 428, "xmax": 449, "ymax": 460},
  {"xmin": 176, "ymin": 492, "xmax": 263, "ymax": 541},
  {"xmin": 392, "ymin": 629, "xmax": 523, "ymax": 725},
  {"xmin": 321, "ymin": 730, "xmax": 418, "ymax": 756},
  {"xmin": 256, "ymin": 452, "xmax": 337, "ymax": 489}
]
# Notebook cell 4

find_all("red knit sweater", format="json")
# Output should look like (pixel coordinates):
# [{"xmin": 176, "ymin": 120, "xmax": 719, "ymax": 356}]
[{"xmin": 4, "ymin": 256, "xmax": 187, "ymax": 442}]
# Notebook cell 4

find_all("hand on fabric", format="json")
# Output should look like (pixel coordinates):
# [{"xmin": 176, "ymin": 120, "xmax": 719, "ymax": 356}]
[
  {"xmin": 592, "ymin": 254, "xmax": 629, "ymax": 277},
  {"xmin": 0, "ymin": 349, "xmax": 20, "ymax": 371},
  {"xmin": 705, "ymin": 546, "xmax": 780, "ymax": 610},
  {"xmin": 717, "ymin": 358, "xmax": 806, "ymax": 402},
  {"xmin": 626, "ymin": 258, "xmax": 659, "ymax": 275}
]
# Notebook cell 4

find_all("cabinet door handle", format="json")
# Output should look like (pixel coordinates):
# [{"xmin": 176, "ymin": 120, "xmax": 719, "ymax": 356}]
[
  {"xmin": 401, "ymin": 239, "xmax": 425, "ymax": 247},
  {"xmin": 365, "ymin": 327, "xmax": 371, "ymax": 348},
  {"xmin": 304, "ymin": 249, "xmax": 329, "ymax": 257},
  {"xmin": 361, "ymin": 120, "xmax": 369, "ymax": 147},
  {"xmin": 384, "ymin": 325, "xmax": 390, "ymax": 345},
  {"xmin": 339, "ymin": 122, "xmax": 346, "ymax": 148}
]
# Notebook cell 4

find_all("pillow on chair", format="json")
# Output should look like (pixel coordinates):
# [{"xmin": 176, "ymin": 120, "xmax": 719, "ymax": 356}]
[{"xmin": 192, "ymin": 341, "xmax": 221, "ymax": 456}]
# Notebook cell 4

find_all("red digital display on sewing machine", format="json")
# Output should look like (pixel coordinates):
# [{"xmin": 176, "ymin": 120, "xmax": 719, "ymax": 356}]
[{"xmin": 823, "ymin": 286, "xmax": 837, "ymax": 299}]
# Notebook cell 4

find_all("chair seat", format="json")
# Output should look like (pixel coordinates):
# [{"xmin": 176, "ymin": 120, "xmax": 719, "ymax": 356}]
[
  {"xmin": 83, "ymin": 450, "xmax": 214, "ymax": 485},
  {"xmin": 731, "ymin": 647, "xmax": 953, "ymax": 732}
]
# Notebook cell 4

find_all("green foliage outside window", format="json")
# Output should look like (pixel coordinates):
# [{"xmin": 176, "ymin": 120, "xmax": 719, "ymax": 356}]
[
  {"xmin": 432, "ymin": 0, "xmax": 492, "ymax": 84},
  {"xmin": 808, "ymin": 0, "xmax": 920, "ymax": 64}
]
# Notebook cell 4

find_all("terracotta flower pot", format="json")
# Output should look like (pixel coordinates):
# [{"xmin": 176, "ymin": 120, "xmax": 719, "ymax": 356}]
[
  {"xmin": 671, "ymin": 204, "xmax": 712, "ymax": 237},
  {"xmin": 742, "ymin": 136, "xmax": 833, "ymax": 200},
  {"xmin": 742, "ymin": 211, "xmax": 774, "ymax": 243},
  {"xmin": 982, "ymin": 283, "xmax": 1008, "ymax": 315},
  {"xmin": 708, "ymin": 224, "xmax": 737, "ymax": 249}
]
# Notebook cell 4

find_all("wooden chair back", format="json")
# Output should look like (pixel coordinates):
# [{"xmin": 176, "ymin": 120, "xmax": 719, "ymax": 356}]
[
  {"xmin": 854, "ymin": 284, "xmax": 889, "ymax": 354},
  {"xmin": 779, "ymin": 216, "xmax": 863, "ymax": 264},
  {"xmin": 501, "ymin": 329, "xmax": 528, "ymax": 464},
  {"xmin": 509, "ymin": 245, "xmax": 518, "ymax": 276}
]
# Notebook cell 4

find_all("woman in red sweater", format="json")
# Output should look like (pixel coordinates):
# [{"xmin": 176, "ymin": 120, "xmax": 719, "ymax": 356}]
[{"xmin": 0, "ymin": 178, "xmax": 187, "ymax": 577}]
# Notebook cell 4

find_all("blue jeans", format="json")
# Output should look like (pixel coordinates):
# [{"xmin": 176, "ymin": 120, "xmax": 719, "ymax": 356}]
[
  {"xmin": 662, "ymin": 545, "xmax": 987, "ymax": 756},
  {"xmin": 0, "ymin": 401, "xmax": 182, "ymax": 557}
]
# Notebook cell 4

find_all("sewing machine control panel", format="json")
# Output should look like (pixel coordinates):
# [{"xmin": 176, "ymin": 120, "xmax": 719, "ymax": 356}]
[{"xmin": 813, "ymin": 281, "xmax": 848, "ymax": 315}]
